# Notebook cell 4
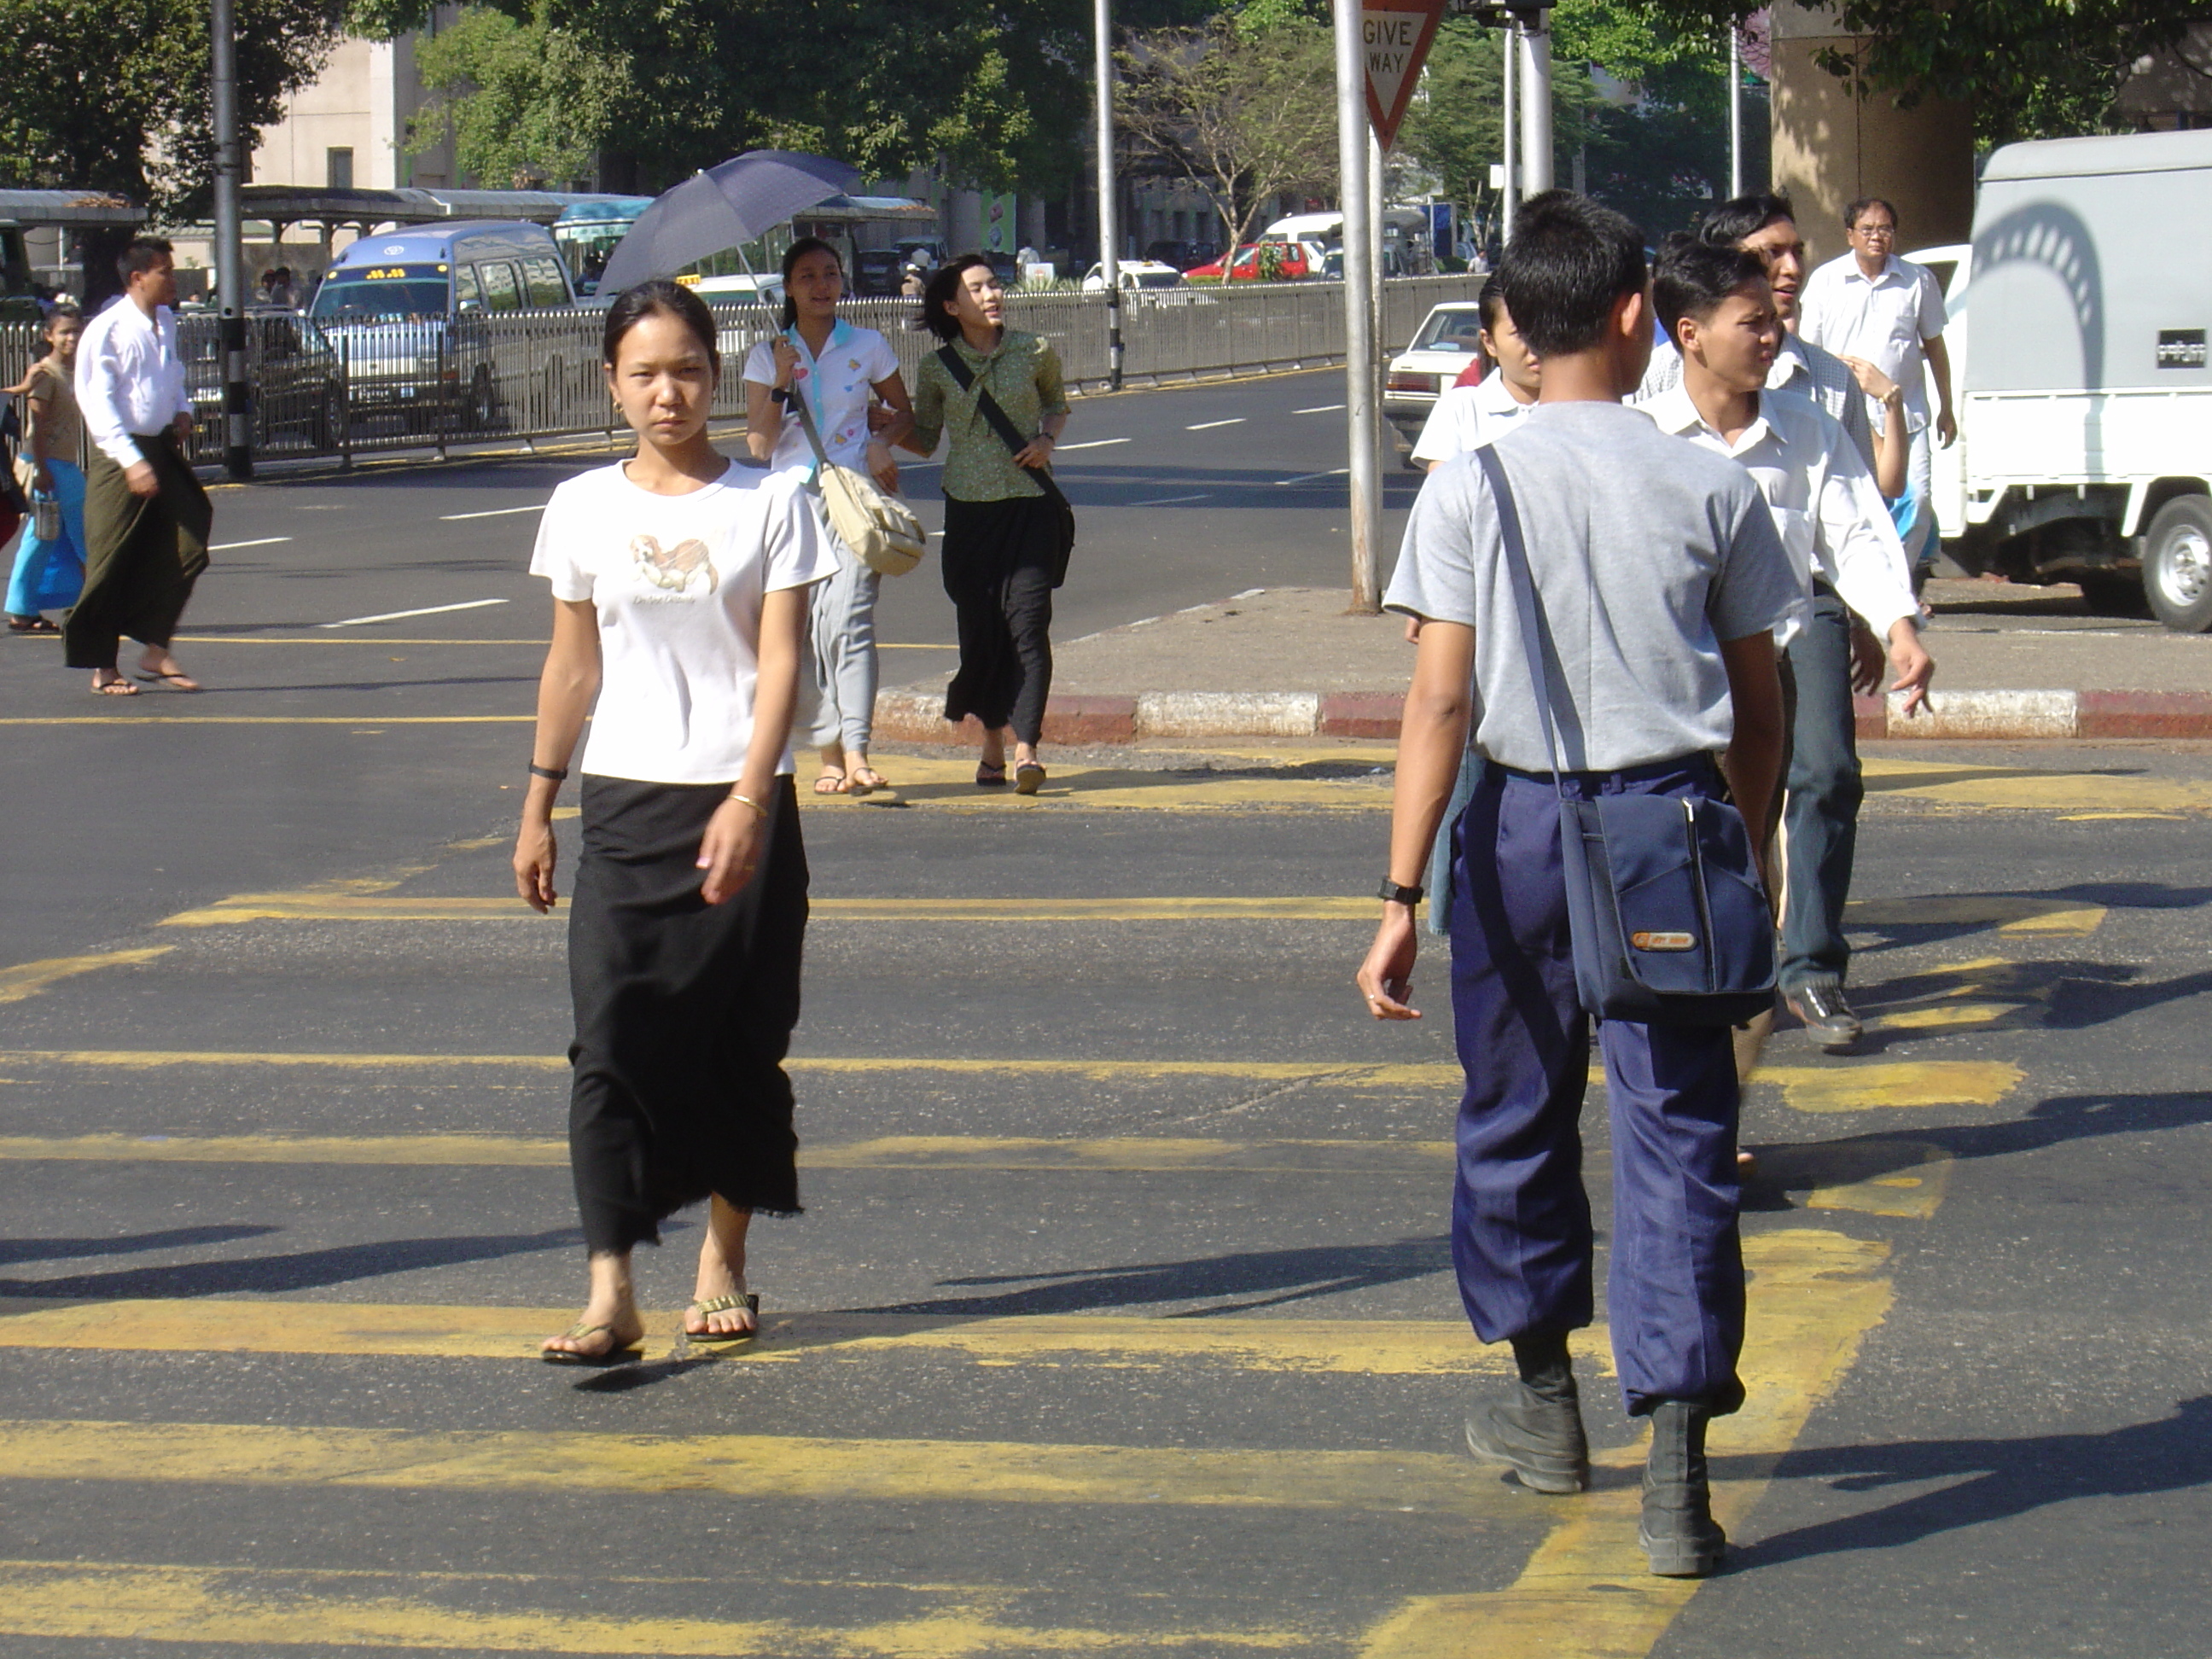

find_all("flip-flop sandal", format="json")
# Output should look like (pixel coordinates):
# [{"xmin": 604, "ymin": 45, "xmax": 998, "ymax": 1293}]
[
  {"xmin": 1015, "ymin": 762, "xmax": 1046, "ymax": 796},
  {"xmin": 90, "ymin": 678, "xmax": 139, "ymax": 696},
  {"xmin": 133, "ymin": 669, "xmax": 201, "ymax": 691},
  {"xmin": 539, "ymin": 1321, "xmax": 644, "ymax": 1366},
  {"xmin": 846, "ymin": 766, "xmax": 888, "ymax": 797},
  {"xmin": 812, "ymin": 771, "xmax": 850, "ymax": 795},
  {"xmin": 684, "ymin": 1291, "xmax": 761, "ymax": 1345},
  {"xmin": 7, "ymin": 616, "xmax": 59, "ymax": 635},
  {"xmin": 975, "ymin": 761, "xmax": 1009, "ymax": 788}
]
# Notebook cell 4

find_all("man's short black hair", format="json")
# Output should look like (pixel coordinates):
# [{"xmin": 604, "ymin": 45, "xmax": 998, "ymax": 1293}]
[
  {"xmin": 1845, "ymin": 195, "xmax": 1899, "ymax": 231},
  {"xmin": 1700, "ymin": 193, "xmax": 1796, "ymax": 251},
  {"xmin": 118, "ymin": 236, "xmax": 174, "ymax": 282},
  {"xmin": 1477, "ymin": 271, "xmax": 1505, "ymax": 334},
  {"xmin": 1652, "ymin": 232, "xmax": 1768, "ymax": 347},
  {"xmin": 1496, "ymin": 190, "xmax": 1647, "ymax": 358}
]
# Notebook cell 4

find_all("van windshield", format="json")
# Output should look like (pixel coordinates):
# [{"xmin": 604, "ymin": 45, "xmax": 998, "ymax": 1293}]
[{"xmin": 311, "ymin": 263, "xmax": 451, "ymax": 322}]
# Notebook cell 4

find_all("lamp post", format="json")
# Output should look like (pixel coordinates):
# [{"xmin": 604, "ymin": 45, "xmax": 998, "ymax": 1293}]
[
  {"xmin": 1095, "ymin": 0, "xmax": 1123, "ymax": 391},
  {"xmin": 211, "ymin": 0, "xmax": 251, "ymax": 478},
  {"xmin": 1334, "ymin": 0, "xmax": 1380, "ymax": 611}
]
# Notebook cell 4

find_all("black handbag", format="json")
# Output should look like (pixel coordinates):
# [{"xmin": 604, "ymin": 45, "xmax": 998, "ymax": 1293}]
[
  {"xmin": 935, "ymin": 344, "xmax": 1075, "ymax": 588},
  {"xmin": 1475, "ymin": 443, "xmax": 1777, "ymax": 1027}
]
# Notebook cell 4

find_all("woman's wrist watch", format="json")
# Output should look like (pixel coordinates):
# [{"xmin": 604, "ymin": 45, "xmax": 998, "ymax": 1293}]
[{"xmin": 1377, "ymin": 878, "xmax": 1424, "ymax": 906}]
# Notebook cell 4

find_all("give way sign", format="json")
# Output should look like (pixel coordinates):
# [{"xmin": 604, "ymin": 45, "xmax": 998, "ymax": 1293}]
[{"xmin": 1362, "ymin": 0, "xmax": 1448, "ymax": 151}]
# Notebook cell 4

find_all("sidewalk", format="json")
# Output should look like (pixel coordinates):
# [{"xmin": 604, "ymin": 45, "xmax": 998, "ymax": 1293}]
[{"xmin": 876, "ymin": 581, "xmax": 2212, "ymax": 745}]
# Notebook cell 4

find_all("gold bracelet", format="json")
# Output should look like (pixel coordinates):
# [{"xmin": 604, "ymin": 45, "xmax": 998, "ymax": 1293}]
[{"xmin": 727, "ymin": 790, "xmax": 769, "ymax": 819}]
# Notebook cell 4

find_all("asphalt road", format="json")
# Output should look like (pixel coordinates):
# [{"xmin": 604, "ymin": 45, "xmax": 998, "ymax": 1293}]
[{"xmin": 3, "ymin": 373, "xmax": 2212, "ymax": 1656}]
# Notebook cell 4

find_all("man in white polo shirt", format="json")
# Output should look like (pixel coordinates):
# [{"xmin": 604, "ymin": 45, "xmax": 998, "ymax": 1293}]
[
  {"xmin": 1646, "ymin": 236, "xmax": 1932, "ymax": 1054},
  {"xmin": 1800, "ymin": 197, "xmax": 1953, "ymax": 568}
]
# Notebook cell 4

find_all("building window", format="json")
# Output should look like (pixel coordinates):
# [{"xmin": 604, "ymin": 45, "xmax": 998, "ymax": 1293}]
[{"xmin": 327, "ymin": 148, "xmax": 354, "ymax": 189}]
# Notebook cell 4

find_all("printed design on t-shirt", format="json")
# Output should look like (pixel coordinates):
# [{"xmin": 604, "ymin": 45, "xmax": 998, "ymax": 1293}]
[{"xmin": 631, "ymin": 533, "xmax": 717, "ymax": 595}]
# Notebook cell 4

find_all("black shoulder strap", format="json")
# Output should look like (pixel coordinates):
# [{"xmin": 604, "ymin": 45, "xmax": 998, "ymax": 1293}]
[{"xmin": 936, "ymin": 345, "xmax": 1069, "ymax": 509}]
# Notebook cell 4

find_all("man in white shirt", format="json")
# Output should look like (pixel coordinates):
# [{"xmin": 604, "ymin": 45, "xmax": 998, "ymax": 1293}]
[
  {"xmin": 1360, "ymin": 191, "xmax": 1796, "ymax": 1580},
  {"xmin": 68, "ymin": 236, "xmax": 211, "ymax": 695},
  {"xmin": 1799, "ymin": 197, "xmax": 1953, "ymax": 566},
  {"xmin": 1647, "ymin": 236, "xmax": 1934, "ymax": 1052},
  {"xmin": 1411, "ymin": 276, "xmax": 1540, "ymax": 468}
]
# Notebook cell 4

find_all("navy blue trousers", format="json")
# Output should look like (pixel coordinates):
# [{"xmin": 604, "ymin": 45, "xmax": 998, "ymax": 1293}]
[
  {"xmin": 1448, "ymin": 758, "xmax": 1747, "ymax": 1417},
  {"xmin": 1779, "ymin": 589, "xmax": 1863, "ymax": 991}
]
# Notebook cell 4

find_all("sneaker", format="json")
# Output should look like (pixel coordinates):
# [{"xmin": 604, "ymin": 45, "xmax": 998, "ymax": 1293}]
[
  {"xmin": 1786, "ymin": 981, "xmax": 1862, "ymax": 1053},
  {"xmin": 1464, "ymin": 1380, "xmax": 1590, "ymax": 1494}
]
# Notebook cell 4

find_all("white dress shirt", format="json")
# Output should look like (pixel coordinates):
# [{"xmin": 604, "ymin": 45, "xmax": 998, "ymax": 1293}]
[
  {"xmin": 76, "ymin": 295, "xmax": 192, "ymax": 468},
  {"xmin": 1644, "ymin": 383, "xmax": 1917, "ymax": 644},
  {"xmin": 1409, "ymin": 370, "xmax": 1536, "ymax": 463},
  {"xmin": 1639, "ymin": 332, "xmax": 1907, "ymax": 474},
  {"xmin": 1798, "ymin": 253, "xmax": 1947, "ymax": 416}
]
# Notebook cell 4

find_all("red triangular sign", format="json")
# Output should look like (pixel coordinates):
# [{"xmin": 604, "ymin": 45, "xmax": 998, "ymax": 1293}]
[{"xmin": 1363, "ymin": 0, "xmax": 1447, "ymax": 152}]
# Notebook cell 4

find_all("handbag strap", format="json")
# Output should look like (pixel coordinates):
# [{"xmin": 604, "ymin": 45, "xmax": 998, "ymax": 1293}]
[
  {"xmin": 776, "ymin": 345, "xmax": 835, "ymax": 486},
  {"xmin": 935, "ymin": 344, "xmax": 1070, "ymax": 511},
  {"xmin": 1472, "ymin": 442, "xmax": 1573, "ymax": 795}
]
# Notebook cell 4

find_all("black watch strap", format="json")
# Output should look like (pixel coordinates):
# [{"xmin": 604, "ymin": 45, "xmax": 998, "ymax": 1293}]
[{"xmin": 1377, "ymin": 877, "xmax": 1424, "ymax": 905}]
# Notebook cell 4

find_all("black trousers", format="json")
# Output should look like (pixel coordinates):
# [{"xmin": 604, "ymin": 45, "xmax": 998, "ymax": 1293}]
[
  {"xmin": 940, "ymin": 494, "xmax": 1057, "ymax": 744},
  {"xmin": 566, "ymin": 774, "xmax": 808, "ymax": 1254}
]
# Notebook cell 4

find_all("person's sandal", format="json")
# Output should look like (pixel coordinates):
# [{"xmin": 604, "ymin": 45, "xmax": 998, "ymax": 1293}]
[
  {"xmin": 1015, "ymin": 761, "xmax": 1046, "ymax": 796},
  {"xmin": 975, "ymin": 760, "xmax": 1008, "ymax": 788},
  {"xmin": 90, "ymin": 677, "xmax": 138, "ymax": 696},
  {"xmin": 812, "ymin": 769, "xmax": 850, "ymax": 795},
  {"xmin": 684, "ymin": 1292, "xmax": 761, "ymax": 1346},
  {"xmin": 540, "ymin": 1322, "xmax": 643, "ymax": 1366},
  {"xmin": 847, "ymin": 764, "xmax": 889, "ymax": 796},
  {"xmin": 8, "ymin": 615, "xmax": 59, "ymax": 635}
]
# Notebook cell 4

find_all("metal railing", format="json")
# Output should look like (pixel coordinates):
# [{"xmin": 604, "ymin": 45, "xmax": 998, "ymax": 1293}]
[{"xmin": 0, "ymin": 275, "xmax": 1481, "ymax": 471}]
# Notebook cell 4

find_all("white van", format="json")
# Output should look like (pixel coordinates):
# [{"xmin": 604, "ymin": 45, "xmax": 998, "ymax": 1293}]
[{"xmin": 1930, "ymin": 130, "xmax": 2212, "ymax": 630}]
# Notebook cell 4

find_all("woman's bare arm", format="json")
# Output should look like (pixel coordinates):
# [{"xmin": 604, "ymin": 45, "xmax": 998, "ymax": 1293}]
[{"xmin": 513, "ymin": 598, "xmax": 602, "ymax": 912}]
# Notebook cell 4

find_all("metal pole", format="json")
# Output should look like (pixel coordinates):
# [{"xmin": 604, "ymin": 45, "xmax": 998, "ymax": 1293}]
[
  {"xmin": 210, "ymin": 0, "xmax": 251, "ymax": 479},
  {"xmin": 1333, "ymin": 0, "xmax": 1379, "ymax": 612},
  {"xmin": 1517, "ymin": 7, "xmax": 1554, "ymax": 195},
  {"xmin": 1728, "ymin": 26, "xmax": 1744, "ymax": 199},
  {"xmin": 1500, "ymin": 20, "xmax": 1517, "ymax": 245},
  {"xmin": 1369, "ymin": 129, "xmax": 1387, "ymax": 348},
  {"xmin": 1095, "ymin": 0, "xmax": 1123, "ymax": 392}
]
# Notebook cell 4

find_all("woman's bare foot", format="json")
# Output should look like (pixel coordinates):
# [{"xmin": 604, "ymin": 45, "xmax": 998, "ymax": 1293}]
[
  {"xmin": 135, "ymin": 648, "xmax": 200, "ymax": 691},
  {"xmin": 684, "ymin": 1195, "xmax": 757, "ymax": 1337},
  {"xmin": 90, "ymin": 670, "xmax": 138, "ymax": 696},
  {"xmin": 846, "ymin": 753, "xmax": 889, "ymax": 794},
  {"xmin": 542, "ymin": 1251, "xmax": 643, "ymax": 1359}
]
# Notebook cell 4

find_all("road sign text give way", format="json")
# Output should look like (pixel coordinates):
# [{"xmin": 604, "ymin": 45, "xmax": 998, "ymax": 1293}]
[{"xmin": 1362, "ymin": 0, "xmax": 1447, "ymax": 152}]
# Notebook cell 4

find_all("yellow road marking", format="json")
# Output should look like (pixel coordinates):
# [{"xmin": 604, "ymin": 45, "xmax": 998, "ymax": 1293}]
[
  {"xmin": 0, "ymin": 1417, "xmax": 1511, "ymax": 1518},
  {"xmin": 0, "ymin": 1132, "xmax": 1455, "ymax": 1173},
  {"xmin": 1358, "ymin": 1229, "xmax": 1893, "ymax": 1658},
  {"xmin": 172, "ymin": 637, "xmax": 552, "ymax": 645},
  {"xmin": 0, "ymin": 1301, "xmax": 1524, "ymax": 1375},
  {"xmin": 1844, "ymin": 894, "xmax": 2106, "ymax": 934},
  {"xmin": 2058, "ymin": 811, "xmax": 2187, "ymax": 821},
  {"xmin": 0, "ymin": 1051, "xmax": 2022, "ymax": 1114},
  {"xmin": 0, "ymin": 1561, "xmax": 1304, "ymax": 1655},
  {"xmin": 0, "ymin": 716, "xmax": 533, "ymax": 725},
  {"xmin": 1864, "ymin": 756, "xmax": 2212, "ymax": 815},
  {"xmin": 158, "ymin": 894, "xmax": 1383, "ymax": 926},
  {"xmin": 1807, "ymin": 1144, "xmax": 1954, "ymax": 1220},
  {"xmin": 0, "ymin": 948, "xmax": 171, "ymax": 1005},
  {"xmin": 796, "ymin": 753, "xmax": 1392, "ymax": 813}
]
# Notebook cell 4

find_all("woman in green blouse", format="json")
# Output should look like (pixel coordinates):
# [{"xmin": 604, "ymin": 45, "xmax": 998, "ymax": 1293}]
[{"xmin": 904, "ymin": 256, "xmax": 1070, "ymax": 793}]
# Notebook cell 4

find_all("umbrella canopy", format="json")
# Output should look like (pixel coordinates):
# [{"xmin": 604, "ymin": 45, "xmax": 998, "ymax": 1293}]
[{"xmin": 596, "ymin": 151, "xmax": 862, "ymax": 295}]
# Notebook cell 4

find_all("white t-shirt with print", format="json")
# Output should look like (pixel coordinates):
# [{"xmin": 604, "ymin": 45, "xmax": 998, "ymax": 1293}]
[
  {"xmin": 742, "ymin": 321, "xmax": 902, "ymax": 472},
  {"xmin": 529, "ymin": 458, "xmax": 835, "ymax": 784}
]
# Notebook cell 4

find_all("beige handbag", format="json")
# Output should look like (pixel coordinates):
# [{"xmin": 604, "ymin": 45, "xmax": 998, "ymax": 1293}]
[{"xmin": 782, "ymin": 377, "xmax": 928, "ymax": 577}]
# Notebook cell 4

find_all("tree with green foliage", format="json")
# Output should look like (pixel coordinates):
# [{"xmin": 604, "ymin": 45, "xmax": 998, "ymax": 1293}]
[
  {"xmin": 1115, "ymin": 13, "xmax": 1337, "ymax": 274},
  {"xmin": 407, "ymin": 3, "xmax": 630, "ymax": 188}
]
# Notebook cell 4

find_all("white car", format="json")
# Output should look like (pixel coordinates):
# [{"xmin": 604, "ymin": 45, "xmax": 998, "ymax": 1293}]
[
  {"xmin": 1080, "ymin": 260, "xmax": 1187, "ymax": 293},
  {"xmin": 1384, "ymin": 301, "xmax": 1489, "ymax": 457}
]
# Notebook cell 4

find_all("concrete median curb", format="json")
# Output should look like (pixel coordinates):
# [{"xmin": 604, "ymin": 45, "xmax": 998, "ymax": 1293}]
[{"xmin": 874, "ymin": 687, "xmax": 2212, "ymax": 746}]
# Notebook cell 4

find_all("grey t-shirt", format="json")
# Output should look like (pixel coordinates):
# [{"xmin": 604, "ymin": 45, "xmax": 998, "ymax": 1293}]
[{"xmin": 1382, "ymin": 400, "xmax": 1797, "ymax": 773}]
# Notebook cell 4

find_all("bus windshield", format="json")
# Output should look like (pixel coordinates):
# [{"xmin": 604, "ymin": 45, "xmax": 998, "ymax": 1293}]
[
  {"xmin": 311, "ymin": 263, "xmax": 451, "ymax": 321},
  {"xmin": 553, "ymin": 221, "xmax": 634, "ymax": 289}
]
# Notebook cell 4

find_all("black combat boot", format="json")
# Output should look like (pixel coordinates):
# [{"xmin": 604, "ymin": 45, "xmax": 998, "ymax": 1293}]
[
  {"xmin": 1464, "ymin": 1331, "xmax": 1590, "ymax": 1494},
  {"xmin": 1640, "ymin": 1398, "xmax": 1726, "ymax": 1576}
]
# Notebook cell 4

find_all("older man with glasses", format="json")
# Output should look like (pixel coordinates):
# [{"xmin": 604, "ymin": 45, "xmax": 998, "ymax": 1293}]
[{"xmin": 1800, "ymin": 198, "xmax": 1954, "ymax": 575}]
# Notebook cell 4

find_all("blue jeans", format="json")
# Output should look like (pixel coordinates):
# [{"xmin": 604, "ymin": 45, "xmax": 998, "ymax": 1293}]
[
  {"xmin": 6, "ymin": 457, "xmax": 87, "ymax": 615},
  {"xmin": 1447, "ymin": 757, "xmax": 1747, "ymax": 1417},
  {"xmin": 1779, "ymin": 590, "xmax": 1862, "ymax": 991}
]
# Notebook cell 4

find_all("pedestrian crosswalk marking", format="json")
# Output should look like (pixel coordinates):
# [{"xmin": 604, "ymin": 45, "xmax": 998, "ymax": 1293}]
[
  {"xmin": 1861, "ymin": 756, "xmax": 2212, "ymax": 815},
  {"xmin": 1843, "ymin": 895, "xmax": 2106, "ymax": 934},
  {"xmin": 158, "ymin": 894, "xmax": 1386, "ymax": 925},
  {"xmin": 0, "ymin": 1301, "xmax": 1528, "ymax": 1374},
  {"xmin": 0, "ymin": 1417, "xmax": 1515, "ymax": 1518},
  {"xmin": 0, "ymin": 1561, "xmax": 1309, "ymax": 1656},
  {"xmin": 0, "ymin": 947, "xmax": 172, "ymax": 1004}
]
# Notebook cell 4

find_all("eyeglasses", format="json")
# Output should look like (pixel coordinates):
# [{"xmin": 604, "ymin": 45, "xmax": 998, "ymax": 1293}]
[{"xmin": 1852, "ymin": 223, "xmax": 1897, "ymax": 239}]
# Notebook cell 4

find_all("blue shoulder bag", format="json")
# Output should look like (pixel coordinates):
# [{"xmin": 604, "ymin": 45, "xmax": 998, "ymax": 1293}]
[{"xmin": 1474, "ymin": 444, "xmax": 1778, "ymax": 1027}]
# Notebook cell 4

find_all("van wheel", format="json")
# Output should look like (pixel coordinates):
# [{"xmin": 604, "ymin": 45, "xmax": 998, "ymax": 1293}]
[
  {"xmin": 463, "ymin": 365, "xmax": 498, "ymax": 432},
  {"xmin": 2143, "ymin": 496, "xmax": 2212, "ymax": 632}
]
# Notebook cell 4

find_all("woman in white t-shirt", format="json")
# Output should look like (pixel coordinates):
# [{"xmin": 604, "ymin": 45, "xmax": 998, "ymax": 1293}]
[
  {"xmin": 515, "ymin": 280, "xmax": 835, "ymax": 1365},
  {"xmin": 743, "ymin": 237, "xmax": 914, "ymax": 796}
]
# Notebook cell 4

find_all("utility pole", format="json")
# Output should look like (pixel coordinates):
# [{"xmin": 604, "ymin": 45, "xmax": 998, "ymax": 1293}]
[
  {"xmin": 1728, "ymin": 24, "xmax": 1744, "ymax": 199},
  {"xmin": 1516, "ymin": 3, "xmax": 1553, "ymax": 195},
  {"xmin": 1334, "ymin": 0, "xmax": 1380, "ymax": 612},
  {"xmin": 1094, "ymin": 0, "xmax": 1123, "ymax": 392},
  {"xmin": 1500, "ymin": 20, "xmax": 1516, "ymax": 244},
  {"xmin": 211, "ymin": 0, "xmax": 251, "ymax": 479}
]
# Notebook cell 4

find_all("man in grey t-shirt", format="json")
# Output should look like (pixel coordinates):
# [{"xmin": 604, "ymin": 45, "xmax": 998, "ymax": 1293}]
[{"xmin": 1356, "ymin": 192, "xmax": 1796, "ymax": 1580}]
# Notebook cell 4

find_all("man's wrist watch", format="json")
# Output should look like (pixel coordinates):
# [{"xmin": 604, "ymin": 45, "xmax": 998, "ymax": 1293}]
[{"xmin": 1377, "ymin": 878, "xmax": 1424, "ymax": 906}]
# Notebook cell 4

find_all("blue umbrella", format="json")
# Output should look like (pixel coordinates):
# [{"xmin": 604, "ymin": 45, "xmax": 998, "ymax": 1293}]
[{"xmin": 595, "ymin": 150, "xmax": 862, "ymax": 294}]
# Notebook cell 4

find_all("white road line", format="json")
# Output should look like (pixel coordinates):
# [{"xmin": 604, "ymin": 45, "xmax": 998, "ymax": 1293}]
[
  {"xmin": 1054, "ymin": 438, "xmax": 1131, "ymax": 451},
  {"xmin": 439, "ymin": 504, "xmax": 544, "ymax": 521},
  {"xmin": 1293, "ymin": 404, "xmax": 1345, "ymax": 415},
  {"xmin": 1273, "ymin": 468, "xmax": 1350, "ymax": 486},
  {"xmin": 1126, "ymin": 493, "xmax": 1212, "ymax": 507},
  {"xmin": 1185, "ymin": 418, "xmax": 1246, "ymax": 431},
  {"xmin": 320, "ymin": 599, "xmax": 511, "ymax": 630},
  {"xmin": 208, "ymin": 538, "xmax": 293, "ymax": 551}
]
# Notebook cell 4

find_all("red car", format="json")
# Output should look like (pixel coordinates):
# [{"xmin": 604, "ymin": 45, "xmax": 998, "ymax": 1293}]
[{"xmin": 1184, "ymin": 242, "xmax": 1313, "ymax": 282}]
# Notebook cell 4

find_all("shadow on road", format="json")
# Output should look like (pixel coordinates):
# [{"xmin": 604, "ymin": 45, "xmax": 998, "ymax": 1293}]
[
  {"xmin": 0, "ymin": 1223, "xmax": 278, "ymax": 1268},
  {"xmin": 0, "ymin": 1225, "xmax": 579, "ymax": 1300}
]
